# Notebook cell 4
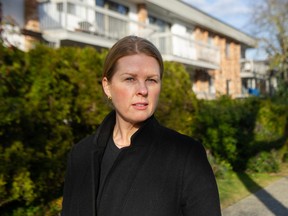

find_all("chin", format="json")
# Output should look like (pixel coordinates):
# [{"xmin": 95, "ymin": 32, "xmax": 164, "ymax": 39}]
[{"xmin": 130, "ymin": 113, "xmax": 153, "ymax": 124}]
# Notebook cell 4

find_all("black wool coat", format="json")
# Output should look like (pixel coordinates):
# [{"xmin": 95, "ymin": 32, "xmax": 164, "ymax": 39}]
[{"xmin": 62, "ymin": 111, "xmax": 221, "ymax": 216}]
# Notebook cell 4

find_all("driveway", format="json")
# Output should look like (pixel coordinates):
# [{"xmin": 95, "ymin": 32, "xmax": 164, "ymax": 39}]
[{"xmin": 222, "ymin": 177, "xmax": 288, "ymax": 216}]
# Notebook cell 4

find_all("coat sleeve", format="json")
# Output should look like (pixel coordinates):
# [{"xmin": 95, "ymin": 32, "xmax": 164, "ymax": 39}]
[
  {"xmin": 180, "ymin": 141, "xmax": 222, "ymax": 216},
  {"xmin": 61, "ymin": 147, "xmax": 74, "ymax": 216}
]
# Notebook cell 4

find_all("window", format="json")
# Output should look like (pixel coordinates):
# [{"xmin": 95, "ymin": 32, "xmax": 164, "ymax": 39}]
[
  {"xmin": 56, "ymin": 2, "xmax": 75, "ymax": 14},
  {"xmin": 67, "ymin": 3, "xmax": 76, "ymax": 15},
  {"xmin": 148, "ymin": 15, "xmax": 170, "ymax": 32},
  {"xmin": 226, "ymin": 42, "xmax": 230, "ymax": 58},
  {"xmin": 208, "ymin": 34, "xmax": 214, "ymax": 46},
  {"xmin": 57, "ymin": 3, "xmax": 63, "ymax": 12},
  {"xmin": 241, "ymin": 46, "xmax": 246, "ymax": 59},
  {"xmin": 186, "ymin": 27, "xmax": 195, "ymax": 39},
  {"xmin": 107, "ymin": 1, "xmax": 129, "ymax": 15},
  {"xmin": 96, "ymin": 0, "xmax": 105, "ymax": 7},
  {"xmin": 209, "ymin": 76, "xmax": 215, "ymax": 94},
  {"xmin": 226, "ymin": 79, "xmax": 231, "ymax": 95}
]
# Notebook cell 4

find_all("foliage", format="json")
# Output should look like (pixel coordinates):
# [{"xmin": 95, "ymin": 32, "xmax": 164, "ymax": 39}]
[
  {"xmin": 254, "ymin": 99, "xmax": 287, "ymax": 142},
  {"xmin": 156, "ymin": 62, "xmax": 197, "ymax": 136},
  {"xmin": 0, "ymin": 44, "xmax": 110, "ymax": 213},
  {"xmin": 250, "ymin": 0, "xmax": 288, "ymax": 88},
  {"xmin": 206, "ymin": 151, "xmax": 232, "ymax": 179},
  {"xmin": 246, "ymin": 150, "xmax": 280, "ymax": 173},
  {"xmin": 274, "ymin": 79, "xmax": 288, "ymax": 103},
  {"xmin": 192, "ymin": 96, "xmax": 288, "ymax": 171},
  {"xmin": 192, "ymin": 96, "xmax": 260, "ymax": 170}
]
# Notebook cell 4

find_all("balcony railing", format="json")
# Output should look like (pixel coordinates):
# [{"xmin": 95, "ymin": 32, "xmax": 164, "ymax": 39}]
[
  {"xmin": 38, "ymin": 0, "xmax": 158, "ymax": 40},
  {"xmin": 240, "ymin": 59, "xmax": 269, "ymax": 79},
  {"xmin": 38, "ymin": 0, "xmax": 220, "ymax": 67},
  {"xmin": 149, "ymin": 32, "xmax": 220, "ymax": 66}
]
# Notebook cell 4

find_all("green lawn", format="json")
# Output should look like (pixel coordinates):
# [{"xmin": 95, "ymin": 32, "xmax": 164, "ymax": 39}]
[{"xmin": 218, "ymin": 163, "xmax": 288, "ymax": 209}]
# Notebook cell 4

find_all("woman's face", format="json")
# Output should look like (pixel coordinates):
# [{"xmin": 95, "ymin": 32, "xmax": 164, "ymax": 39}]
[{"xmin": 103, "ymin": 53, "xmax": 161, "ymax": 125}]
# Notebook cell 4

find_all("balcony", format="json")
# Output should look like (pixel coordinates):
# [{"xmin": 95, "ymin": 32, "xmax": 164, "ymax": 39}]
[
  {"xmin": 149, "ymin": 33, "xmax": 220, "ymax": 69},
  {"xmin": 240, "ymin": 59, "xmax": 269, "ymax": 79},
  {"xmin": 37, "ymin": 0, "xmax": 220, "ymax": 69}
]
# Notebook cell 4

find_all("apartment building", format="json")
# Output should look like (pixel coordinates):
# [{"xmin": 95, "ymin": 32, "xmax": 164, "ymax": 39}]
[
  {"xmin": 240, "ymin": 59, "xmax": 277, "ymax": 96},
  {"xmin": 1, "ymin": 0, "xmax": 258, "ymax": 99}
]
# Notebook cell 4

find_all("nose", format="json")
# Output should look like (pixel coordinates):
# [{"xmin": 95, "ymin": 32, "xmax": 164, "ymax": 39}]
[{"xmin": 137, "ymin": 81, "xmax": 148, "ymax": 96}]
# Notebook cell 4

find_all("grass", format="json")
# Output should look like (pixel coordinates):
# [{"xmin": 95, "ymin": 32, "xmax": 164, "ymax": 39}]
[{"xmin": 217, "ymin": 163, "xmax": 288, "ymax": 209}]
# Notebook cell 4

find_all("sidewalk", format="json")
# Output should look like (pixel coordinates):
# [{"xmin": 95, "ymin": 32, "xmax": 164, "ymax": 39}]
[{"xmin": 222, "ymin": 176, "xmax": 288, "ymax": 216}]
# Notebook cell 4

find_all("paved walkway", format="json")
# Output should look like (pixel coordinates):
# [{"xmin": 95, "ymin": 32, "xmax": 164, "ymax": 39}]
[{"xmin": 222, "ymin": 177, "xmax": 288, "ymax": 216}]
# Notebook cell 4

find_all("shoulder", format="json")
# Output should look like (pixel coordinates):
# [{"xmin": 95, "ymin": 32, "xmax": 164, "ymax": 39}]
[
  {"xmin": 69, "ymin": 133, "xmax": 97, "ymax": 160},
  {"xmin": 157, "ymin": 124, "xmax": 205, "ymax": 153},
  {"xmin": 152, "ymin": 123, "xmax": 208, "ymax": 167}
]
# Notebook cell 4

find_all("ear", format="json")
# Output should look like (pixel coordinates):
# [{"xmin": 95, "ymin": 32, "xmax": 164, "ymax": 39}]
[{"xmin": 102, "ymin": 77, "xmax": 111, "ymax": 98}]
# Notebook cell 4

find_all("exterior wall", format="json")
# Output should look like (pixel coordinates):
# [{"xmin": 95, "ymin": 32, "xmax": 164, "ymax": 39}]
[
  {"xmin": 24, "ymin": 0, "xmax": 40, "ymax": 50},
  {"xmin": 25, "ymin": 0, "xmax": 39, "ymax": 31},
  {"xmin": 193, "ymin": 27, "xmax": 242, "ymax": 98},
  {"xmin": 2, "ymin": 0, "xmax": 248, "ymax": 99},
  {"xmin": 137, "ymin": 4, "xmax": 148, "ymax": 23}
]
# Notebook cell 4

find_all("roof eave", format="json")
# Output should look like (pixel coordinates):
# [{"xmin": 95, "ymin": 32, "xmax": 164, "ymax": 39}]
[{"xmin": 146, "ymin": 0, "xmax": 257, "ymax": 48}]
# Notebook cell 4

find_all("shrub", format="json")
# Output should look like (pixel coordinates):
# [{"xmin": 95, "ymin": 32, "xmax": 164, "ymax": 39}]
[
  {"xmin": 206, "ymin": 151, "xmax": 232, "ymax": 179},
  {"xmin": 0, "ymin": 44, "xmax": 110, "ymax": 212},
  {"xmin": 254, "ymin": 99, "xmax": 287, "ymax": 142},
  {"xmin": 246, "ymin": 150, "xmax": 280, "ymax": 173},
  {"xmin": 156, "ymin": 61, "xmax": 197, "ymax": 136},
  {"xmin": 192, "ymin": 96, "xmax": 260, "ymax": 170}
]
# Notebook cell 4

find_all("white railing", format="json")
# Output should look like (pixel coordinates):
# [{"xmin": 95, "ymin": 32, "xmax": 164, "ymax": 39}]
[
  {"xmin": 149, "ymin": 32, "xmax": 220, "ymax": 66},
  {"xmin": 193, "ymin": 91, "xmax": 216, "ymax": 100},
  {"xmin": 240, "ymin": 59, "xmax": 269, "ymax": 78},
  {"xmin": 38, "ymin": 0, "xmax": 220, "ymax": 66},
  {"xmin": 38, "ymin": 0, "xmax": 158, "ymax": 40}
]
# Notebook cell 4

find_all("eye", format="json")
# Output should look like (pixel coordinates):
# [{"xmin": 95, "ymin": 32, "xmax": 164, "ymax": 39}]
[
  {"xmin": 147, "ymin": 78, "xmax": 158, "ymax": 83},
  {"xmin": 125, "ymin": 77, "xmax": 135, "ymax": 82}
]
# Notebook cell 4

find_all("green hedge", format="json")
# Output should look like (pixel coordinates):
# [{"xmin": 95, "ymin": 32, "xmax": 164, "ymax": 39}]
[
  {"xmin": 192, "ymin": 96, "xmax": 288, "ymax": 171},
  {"xmin": 0, "ymin": 45, "xmax": 110, "ymax": 214}
]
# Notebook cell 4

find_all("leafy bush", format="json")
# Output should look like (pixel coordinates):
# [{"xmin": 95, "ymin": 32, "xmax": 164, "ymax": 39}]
[
  {"xmin": 254, "ymin": 99, "xmax": 287, "ymax": 142},
  {"xmin": 192, "ymin": 96, "xmax": 288, "ymax": 171},
  {"xmin": 246, "ymin": 150, "xmax": 280, "ymax": 173},
  {"xmin": 0, "ymin": 44, "xmax": 110, "ymax": 213},
  {"xmin": 156, "ymin": 62, "xmax": 197, "ymax": 136},
  {"xmin": 206, "ymin": 151, "xmax": 232, "ymax": 179},
  {"xmin": 192, "ymin": 96, "xmax": 260, "ymax": 170}
]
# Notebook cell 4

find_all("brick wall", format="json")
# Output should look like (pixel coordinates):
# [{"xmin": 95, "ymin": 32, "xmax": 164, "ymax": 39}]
[
  {"xmin": 24, "ymin": 0, "xmax": 40, "ymax": 50},
  {"xmin": 193, "ymin": 27, "xmax": 242, "ymax": 98},
  {"xmin": 137, "ymin": 4, "xmax": 148, "ymax": 23}
]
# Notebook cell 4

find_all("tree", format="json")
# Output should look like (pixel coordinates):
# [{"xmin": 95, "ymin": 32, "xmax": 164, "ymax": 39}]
[{"xmin": 250, "ymin": 0, "xmax": 288, "ymax": 95}]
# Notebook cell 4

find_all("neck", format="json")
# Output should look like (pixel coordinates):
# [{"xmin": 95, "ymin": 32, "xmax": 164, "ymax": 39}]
[{"xmin": 113, "ymin": 116, "xmax": 142, "ymax": 149}]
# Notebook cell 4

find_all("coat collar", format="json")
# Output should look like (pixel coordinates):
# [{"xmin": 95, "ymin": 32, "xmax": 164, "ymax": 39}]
[{"xmin": 93, "ymin": 110, "xmax": 159, "ymax": 149}]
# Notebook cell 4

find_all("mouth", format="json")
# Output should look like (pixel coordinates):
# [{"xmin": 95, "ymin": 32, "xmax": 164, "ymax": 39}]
[{"xmin": 132, "ymin": 102, "xmax": 148, "ymax": 109}]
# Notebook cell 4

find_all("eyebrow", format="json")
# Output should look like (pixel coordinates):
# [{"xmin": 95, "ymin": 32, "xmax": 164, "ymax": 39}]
[{"xmin": 120, "ymin": 72, "xmax": 160, "ymax": 77}]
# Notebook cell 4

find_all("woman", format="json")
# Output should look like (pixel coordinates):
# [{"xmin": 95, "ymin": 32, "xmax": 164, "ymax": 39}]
[{"xmin": 62, "ymin": 35, "xmax": 221, "ymax": 216}]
